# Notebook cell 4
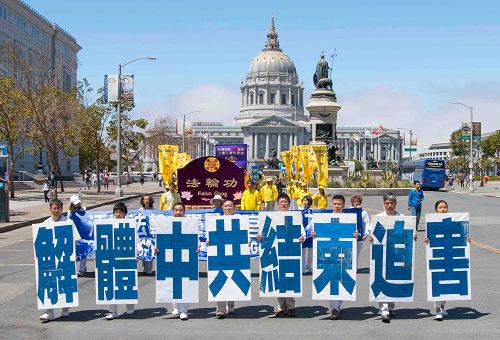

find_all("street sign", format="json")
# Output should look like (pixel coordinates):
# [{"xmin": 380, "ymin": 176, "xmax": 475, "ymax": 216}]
[
  {"xmin": 461, "ymin": 136, "xmax": 470, "ymax": 142},
  {"xmin": 0, "ymin": 146, "xmax": 7, "ymax": 158},
  {"xmin": 404, "ymin": 147, "xmax": 417, "ymax": 152}
]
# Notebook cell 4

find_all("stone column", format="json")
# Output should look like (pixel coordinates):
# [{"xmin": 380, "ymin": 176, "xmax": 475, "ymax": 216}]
[
  {"xmin": 289, "ymin": 133, "xmax": 293, "ymax": 147},
  {"xmin": 288, "ymin": 87, "xmax": 291, "ymax": 106},
  {"xmin": 277, "ymin": 133, "xmax": 282, "ymax": 157},
  {"xmin": 294, "ymin": 132, "xmax": 298, "ymax": 145},
  {"xmin": 265, "ymin": 133, "xmax": 270, "ymax": 159},
  {"xmin": 249, "ymin": 134, "xmax": 254, "ymax": 160},
  {"xmin": 254, "ymin": 133, "xmax": 258, "ymax": 159}
]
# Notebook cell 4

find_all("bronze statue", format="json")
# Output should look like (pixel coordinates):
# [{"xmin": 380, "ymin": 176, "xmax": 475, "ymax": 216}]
[
  {"xmin": 367, "ymin": 152, "xmax": 379, "ymax": 169},
  {"xmin": 313, "ymin": 52, "xmax": 333, "ymax": 90},
  {"xmin": 266, "ymin": 148, "xmax": 279, "ymax": 169},
  {"xmin": 325, "ymin": 140, "xmax": 337, "ymax": 166}
]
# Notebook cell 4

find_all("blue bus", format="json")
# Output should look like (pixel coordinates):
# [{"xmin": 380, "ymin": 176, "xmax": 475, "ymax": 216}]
[{"xmin": 401, "ymin": 159, "xmax": 446, "ymax": 189}]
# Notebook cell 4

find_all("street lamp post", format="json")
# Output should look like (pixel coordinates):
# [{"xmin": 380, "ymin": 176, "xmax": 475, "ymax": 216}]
[
  {"xmin": 181, "ymin": 110, "xmax": 201, "ymax": 153},
  {"xmin": 115, "ymin": 56, "xmax": 156, "ymax": 198},
  {"xmin": 452, "ymin": 102, "xmax": 474, "ymax": 194}
]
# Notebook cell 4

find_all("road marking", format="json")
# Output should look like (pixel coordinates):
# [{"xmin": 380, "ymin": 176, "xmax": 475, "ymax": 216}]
[
  {"xmin": 0, "ymin": 263, "xmax": 34, "ymax": 266},
  {"xmin": 471, "ymin": 240, "xmax": 500, "ymax": 254}
]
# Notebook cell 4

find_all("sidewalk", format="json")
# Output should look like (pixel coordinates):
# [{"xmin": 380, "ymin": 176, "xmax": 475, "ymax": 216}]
[
  {"xmin": 1, "ymin": 181, "xmax": 164, "ymax": 233},
  {"xmin": 448, "ymin": 180, "xmax": 500, "ymax": 198}
]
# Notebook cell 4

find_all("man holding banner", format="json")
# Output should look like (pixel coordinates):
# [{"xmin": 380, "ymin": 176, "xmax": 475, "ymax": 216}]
[{"xmin": 37, "ymin": 198, "xmax": 74, "ymax": 322}]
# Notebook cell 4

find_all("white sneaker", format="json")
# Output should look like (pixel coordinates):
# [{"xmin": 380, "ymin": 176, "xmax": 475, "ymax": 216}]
[
  {"xmin": 61, "ymin": 309, "xmax": 70, "ymax": 317},
  {"xmin": 171, "ymin": 308, "xmax": 179, "ymax": 316},
  {"xmin": 105, "ymin": 313, "xmax": 116, "ymax": 320},
  {"xmin": 39, "ymin": 312, "xmax": 55, "ymax": 322},
  {"xmin": 434, "ymin": 313, "xmax": 443, "ymax": 321},
  {"xmin": 180, "ymin": 312, "xmax": 188, "ymax": 320},
  {"xmin": 440, "ymin": 308, "xmax": 448, "ymax": 317}
]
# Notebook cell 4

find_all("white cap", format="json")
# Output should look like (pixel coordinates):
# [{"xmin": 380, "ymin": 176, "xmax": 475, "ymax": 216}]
[
  {"xmin": 210, "ymin": 194, "xmax": 223, "ymax": 204},
  {"xmin": 69, "ymin": 195, "xmax": 81, "ymax": 206}
]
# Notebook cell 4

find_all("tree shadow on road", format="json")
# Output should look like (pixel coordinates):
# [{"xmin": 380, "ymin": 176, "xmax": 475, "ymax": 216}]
[{"xmin": 445, "ymin": 307, "xmax": 489, "ymax": 320}]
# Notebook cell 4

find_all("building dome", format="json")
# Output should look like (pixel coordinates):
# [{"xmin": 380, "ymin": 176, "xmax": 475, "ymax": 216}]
[{"xmin": 248, "ymin": 50, "xmax": 297, "ymax": 75}]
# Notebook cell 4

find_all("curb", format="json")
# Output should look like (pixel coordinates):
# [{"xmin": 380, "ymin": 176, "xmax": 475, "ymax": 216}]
[{"xmin": 0, "ymin": 190, "xmax": 163, "ymax": 234}]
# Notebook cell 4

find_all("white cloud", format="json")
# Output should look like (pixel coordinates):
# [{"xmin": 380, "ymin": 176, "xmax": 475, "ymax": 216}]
[
  {"xmin": 139, "ymin": 84, "xmax": 240, "ymax": 125},
  {"xmin": 338, "ymin": 82, "xmax": 500, "ymax": 149}
]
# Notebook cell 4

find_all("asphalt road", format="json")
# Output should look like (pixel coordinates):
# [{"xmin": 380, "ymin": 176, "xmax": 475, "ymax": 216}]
[{"xmin": 0, "ymin": 191, "xmax": 499, "ymax": 339}]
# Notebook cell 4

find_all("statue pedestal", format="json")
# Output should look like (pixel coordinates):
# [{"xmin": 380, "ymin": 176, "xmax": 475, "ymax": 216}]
[
  {"xmin": 262, "ymin": 169, "xmax": 281, "ymax": 180},
  {"xmin": 306, "ymin": 88, "xmax": 341, "ymax": 145},
  {"xmin": 328, "ymin": 166, "xmax": 349, "ymax": 180},
  {"xmin": 367, "ymin": 169, "xmax": 384, "ymax": 179}
]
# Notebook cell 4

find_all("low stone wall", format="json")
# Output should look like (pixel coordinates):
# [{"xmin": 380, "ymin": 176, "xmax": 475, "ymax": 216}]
[{"xmin": 319, "ymin": 187, "xmax": 411, "ymax": 197}]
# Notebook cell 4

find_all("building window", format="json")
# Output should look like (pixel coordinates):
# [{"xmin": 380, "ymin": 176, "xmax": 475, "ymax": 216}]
[
  {"xmin": 270, "ymin": 93, "xmax": 275, "ymax": 104},
  {"xmin": 281, "ymin": 93, "xmax": 286, "ymax": 104},
  {"xmin": 259, "ymin": 93, "xmax": 264, "ymax": 104},
  {"xmin": 291, "ymin": 94, "xmax": 295, "ymax": 105},
  {"xmin": 250, "ymin": 94, "xmax": 254, "ymax": 105}
]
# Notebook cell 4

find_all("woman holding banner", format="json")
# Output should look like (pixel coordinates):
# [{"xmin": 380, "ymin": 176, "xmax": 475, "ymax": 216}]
[
  {"xmin": 424, "ymin": 200, "xmax": 471, "ymax": 321},
  {"xmin": 301, "ymin": 196, "xmax": 314, "ymax": 275}
]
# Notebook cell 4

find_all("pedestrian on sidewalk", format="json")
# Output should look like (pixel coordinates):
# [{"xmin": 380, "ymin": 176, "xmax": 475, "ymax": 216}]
[
  {"xmin": 42, "ymin": 179, "xmax": 50, "ymax": 203},
  {"xmin": 139, "ymin": 173, "xmax": 145, "ymax": 189},
  {"xmin": 408, "ymin": 180, "xmax": 424, "ymax": 231},
  {"xmin": 38, "ymin": 198, "xmax": 71, "ymax": 322}
]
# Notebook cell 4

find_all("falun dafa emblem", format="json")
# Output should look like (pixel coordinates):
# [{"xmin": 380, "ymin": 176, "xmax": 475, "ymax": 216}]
[{"xmin": 204, "ymin": 157, "xmax": 220, "ymax": 173}]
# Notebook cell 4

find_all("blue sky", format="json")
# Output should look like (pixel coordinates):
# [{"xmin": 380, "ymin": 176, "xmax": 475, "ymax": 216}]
[{"xmin": 27, "ymin": 0, "xmax": 500, "ymax": 149}]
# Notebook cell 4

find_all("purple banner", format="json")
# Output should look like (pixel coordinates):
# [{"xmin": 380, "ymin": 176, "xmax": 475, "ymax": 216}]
[
  {"xmin": 215, "ymin": 144, "xmax": 248, "ymax": 169},
  {"xmin": 178, "ymin": 156, "xmax": 245, "ymax": 206}
]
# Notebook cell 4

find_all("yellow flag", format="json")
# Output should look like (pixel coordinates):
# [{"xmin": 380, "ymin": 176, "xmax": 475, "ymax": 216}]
[
  {"xmin": 312, "ymin": 145, "xmax": 328, "ymax": 188},
  {"xmin": 307, "ymin": 145, "xmax": 318, "ymax": 181},
  {"xmin": 290, "ymin": 146, "xmax": 300, "ymax": 181},
  {"xmin": 280, "ymin": 151, "xmax": 291, "ymax": 181},
  {"xmin": 158, "ymin": 145, "xmax": 178, "ymax": 185},
  {"xmin": 299, "ymin": 145, "xmax": 311, "ymax": 184},
  {"xmin": 177, "ymin": 153, "xmax": 186, "ymax": 169}
]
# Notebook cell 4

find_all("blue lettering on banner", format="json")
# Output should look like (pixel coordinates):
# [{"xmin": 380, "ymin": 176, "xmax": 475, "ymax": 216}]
[
  {"xmin": 96, "ymin": 221, "xmax": 137, "ymax": 302},
  {"xmin": 208, "ymin": 218, "xmax": 251, "ymax": 297},
  {"xmin": 260, "ymin": 216, "xmax": 280, "ymax": 292},
  {"xmin": 313, "ymin": 218, "xmax": 356, "ymax": 295},
  {"xmin": 34, "ymin": 224, "xmax": 78, "ymax": 305},
  {"xmin": 427, "ymin": 217, "xmax": 469, "ymax": 297},
  {"xmin": 157, "ymin": 221, "xmax": 198, "ymax": 299},
  {"xmin": 371, "ymin": 220, "xmax": 414, "ymax": 299}
]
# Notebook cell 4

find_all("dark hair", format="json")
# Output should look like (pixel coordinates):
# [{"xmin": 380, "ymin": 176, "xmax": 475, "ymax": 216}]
[
  {"xmin": 49, "ymin": 198, "xmax": 63, "ymax": 208},
  {"xmin": 140, "ymin": 194, "xmax": 154, "ymax": 208},
  {"xmin": 351, "ymin": 194, "xmax": 363, "ymax": 203},
  {"xmin": 434, "ymin": 200, "xmax": 448, "ymax": 210},
  {"xmin": 172, "ymin": 202, "xmax": 186, "ymax": 211},
  {"xmin": 302, "ymin": 195, "xmax": 313, "ymax": 207},
  {"xmin": 113, "ymin": 202, "xmax": 128, "ymax": 215},
  {"xmin": 332, "ymin": 195, "xmax": 345, "ymax": 204},
  {"xmin": 414, "ymin": 180, "xmax": 421, "ymax": 185},
  {"xmin": 223, "ymin": 199, "xmax": 235, "ymax": 206},
  {"xmin": 383, "ymin": 193, "xmax": 397, "ymax": 202},
  {"xmin": 277, "ymin": 193, "xmax": 290, "ymax": 204}
]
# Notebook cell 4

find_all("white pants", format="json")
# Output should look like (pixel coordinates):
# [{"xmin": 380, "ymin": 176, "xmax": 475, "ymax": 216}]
[
  {"xmin": 357, "ymin": 240, "xmax": 364, "ymax": 268},
  {"xmin": 78, "ymin": 258, "xmax": 87, "ymax": 274},
  {"xmin": 277, "ymin": 297, "xmax": 295, "ymax": 311},
  {"xmin": 216, "ymin": 301, "xmax": 234, "ymax": 313},
  {"xmin": 329, "ymin": 300, "xmax": 342, "ymax": 311},
  {"xmin": 142, "ymin": 261, "xmax": 153, "ymax": 273},
  {"xmin": 302, "ymin": 247, "xmax": 313, "ymax": 273},
  {"xmin": 379, "ymin": 302, "xmax": 395, "ymax": 315},
  {"xmin": 108, "ymin": 304, "xmax": 135, "ymax": 315},
  {"xmin": 44, "ymin": 307, "xmax": 69, "ymax": 316},
  {"xmin": 173, "ymin": 302, "xmax": 189, "ymax": 313}
]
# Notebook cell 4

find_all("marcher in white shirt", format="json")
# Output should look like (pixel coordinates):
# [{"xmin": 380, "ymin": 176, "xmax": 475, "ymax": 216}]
[
  {"xmin": 350, "ymin": 194, "xmax": 370, "ymax": 268},
  {"xmin": 368, "ymin": 193, "xmax": 417, "ymax": 323},
  {"xmin": 38, "ymin": 198, "xmax": 71, "ymax": 322}
]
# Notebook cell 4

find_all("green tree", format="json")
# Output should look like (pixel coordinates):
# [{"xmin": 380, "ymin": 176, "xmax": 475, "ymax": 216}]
[
  {"xmin": 450, "ymin": 128, "xmax": 469, "ymax": 158},
  {"xmin": 76, "ymin": 79, "xmax": 114, "ymax": 192},
  {"xmin": 0, "ymin": 76, "xmax": 29, "ymax": 197},
  {"xmin": 480, "ymin": 131, "xmax": 500, "ymax": 159}
]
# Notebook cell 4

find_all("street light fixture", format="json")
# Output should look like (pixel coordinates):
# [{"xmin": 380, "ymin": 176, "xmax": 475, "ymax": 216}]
[
  {"xmin": 115, "ymin": 56, "xmax": 157, "ymax": 198},
  {"xmin": 451, "ymin": 102, "xmax": 474, "ymax": 194},
  {"xmin": 182, "ymin": 110, "xmax": 201, "ymax": 153}
]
